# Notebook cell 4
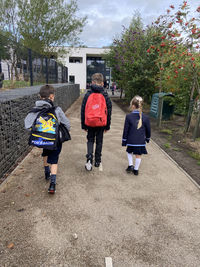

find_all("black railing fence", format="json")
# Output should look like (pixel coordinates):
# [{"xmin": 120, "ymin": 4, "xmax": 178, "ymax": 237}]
[{"xmin": 0, "ymin": 33, "xmax": 68, "ymax": 87}]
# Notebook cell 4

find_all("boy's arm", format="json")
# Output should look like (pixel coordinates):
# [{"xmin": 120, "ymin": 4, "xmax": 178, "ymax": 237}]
[
  {"xmin": 81, "ymin": 92, "xmax": 90, "ymax": 130},
  {"xmin": 104, "ymin": 92, "xmax": 112, "ymax": 130},
  {"xmin": 122, "ymin": 115, "xmax": 129, "ymax": 146},
  {"xmin": 144, "ymin": 116, "xmax": 151, "ymax": 142},
  {"xmin": 24, "ymin": 113, "xmax": 36, "ymax": 130},
  {"xmin": 56, "ymin": 107, "xmax": 71, "ymax": 131}
]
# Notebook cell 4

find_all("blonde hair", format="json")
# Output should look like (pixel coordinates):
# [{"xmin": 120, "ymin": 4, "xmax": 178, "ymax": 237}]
[
  {"xmin": 130, "ymin": 95, "xmax": 143, "ymax": 129},
  {"xmin": 92, "ymin": 73, "xmax": 104, "ymax": 85}
]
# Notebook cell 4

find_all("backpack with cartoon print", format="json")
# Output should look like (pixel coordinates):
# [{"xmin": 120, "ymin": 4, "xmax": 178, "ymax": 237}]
[{"xmin": 29, "ymin": 106, "xmax": 59, "ymax": 150}]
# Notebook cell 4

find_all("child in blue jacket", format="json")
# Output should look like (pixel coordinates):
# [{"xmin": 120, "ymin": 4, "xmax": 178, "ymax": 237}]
[{"xmin": 122, "ymin": 96, "xmax": 151, "ymax": 175}]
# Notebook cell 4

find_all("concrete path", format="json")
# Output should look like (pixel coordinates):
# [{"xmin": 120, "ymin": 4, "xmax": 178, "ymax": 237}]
[{"xmin": 0, "ymin": 97, "xmax": 200, "ymax": 267}]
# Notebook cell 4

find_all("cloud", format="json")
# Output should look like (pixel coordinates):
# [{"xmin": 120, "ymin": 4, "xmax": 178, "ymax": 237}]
[
  {"xmin": 79, "ymin": 16, "xmax": 132, "ymax": 47},
  {"xmin": 76, "ymin": 0, "xmax": 200, "ymax": 47}
]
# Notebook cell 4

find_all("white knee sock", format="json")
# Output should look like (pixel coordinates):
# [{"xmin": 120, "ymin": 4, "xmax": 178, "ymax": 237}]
[
  {"xmin": 134, "ymin": 158, "xmax": 141, "ymax": 170},
  {"xmin": 127, "ymin": 152, "xmax": 133, "ymax": 166}
]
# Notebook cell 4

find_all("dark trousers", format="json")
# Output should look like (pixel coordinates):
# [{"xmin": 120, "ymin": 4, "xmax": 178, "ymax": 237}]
[{"xmin": 87, "ymin": 127, "xmax": 104, "ymax": 163}]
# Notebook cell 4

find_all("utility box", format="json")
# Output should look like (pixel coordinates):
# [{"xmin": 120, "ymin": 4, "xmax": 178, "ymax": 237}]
[{"xmin": 150, "ymin": 92, "xmax": 175, "ymax": 120}]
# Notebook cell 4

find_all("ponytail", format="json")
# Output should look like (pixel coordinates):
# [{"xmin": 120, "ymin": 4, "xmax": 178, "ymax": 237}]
[
  {"xmin": 137, "ymin": 100, "xmax": 142, "ymax": 129},
  {"xmin": 130, "ymin": 95, "xmax": 143, "ymax": 129}
]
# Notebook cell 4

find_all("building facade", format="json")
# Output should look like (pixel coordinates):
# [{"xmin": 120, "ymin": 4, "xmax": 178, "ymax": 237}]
[{"xmin": 60, "ymin": 47, "xmax": 111, "ymax": 89}]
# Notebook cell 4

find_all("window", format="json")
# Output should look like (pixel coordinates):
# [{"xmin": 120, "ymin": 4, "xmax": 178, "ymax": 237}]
[
  {"xmin": 69, "ymin": 57, "xmax": 83, "ymax": 63},
  {"xmin": 69, "ymin": 75, "xmax": 75, "ymax": 83}
]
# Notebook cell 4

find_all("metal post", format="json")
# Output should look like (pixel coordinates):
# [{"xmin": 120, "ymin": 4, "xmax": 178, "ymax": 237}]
[
  {"xmin": 55, "ymin": 61, "xmax": 58, "ymax": 83},
  {"xmin": 0, "ymin": 59, "xmax": 2, "ymax": 73},
  {"xmin": 157, "ymin": 95, "xmax": 163, "ymax": 127},
  {"xmin": 61, "ymin": 66, "xmax": 64, "ymax": 83},
  {"xmin": 28, "ymin": 48, "xmax": 33, "ymax": 86},
  {"xmin": 109, "ymin": 67, "xmax": 111, "ymax": 90},
  {"xmin": 7, "ymin": 63, "xmax": 10, "ymax": 80},
  {"xmin": 65, "ymin": 67, "xmax": 68, "ymax": 83},
  {"xmin": 45, "ymin": 57, "xmax": 48, "ymax": 84}
]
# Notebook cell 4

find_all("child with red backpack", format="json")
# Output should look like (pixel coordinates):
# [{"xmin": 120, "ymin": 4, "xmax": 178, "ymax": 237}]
[{"xmin": 81, "ymin": 73, "xmax": 112, "ymax": 171}]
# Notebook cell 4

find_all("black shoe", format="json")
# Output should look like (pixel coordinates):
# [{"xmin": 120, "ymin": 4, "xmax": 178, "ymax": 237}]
[
  {"xmin": 94, "ymin": 162, "xmax": 100, "ymax": 167},
  {"xmin": 48, "ymin": 183, "xmax": 56, "ymax": 194},
  {"xmin": 126, "ymin": 165, "xmax": 134, "ymax": 173},
  {"xmin": 45, "ymin": 172, "xmax": 51, "ymax": 180},
  {"xmin": 133, "ymin": 169, "xmax": 139, "ymax": 175}
]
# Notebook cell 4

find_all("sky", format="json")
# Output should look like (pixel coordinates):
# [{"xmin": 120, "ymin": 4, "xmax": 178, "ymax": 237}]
[{"xmin": 76, "ymin": 0, "xmax": 199, "ymax": 47}]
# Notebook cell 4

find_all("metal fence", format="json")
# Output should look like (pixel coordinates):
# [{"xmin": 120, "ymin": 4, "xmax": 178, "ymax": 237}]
[{"xmin": 0, "ymin": 33, "xmax": 68, "ymax": 88}]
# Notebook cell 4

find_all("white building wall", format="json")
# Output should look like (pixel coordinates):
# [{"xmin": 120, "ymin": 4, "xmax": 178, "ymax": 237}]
[
  {"xmin": 60, "ymin": 47, "xmax": 110, "ymax": 89},
  {"xmin": 1, "ymin": 61, "xmax": 10, "ymax": 80}
]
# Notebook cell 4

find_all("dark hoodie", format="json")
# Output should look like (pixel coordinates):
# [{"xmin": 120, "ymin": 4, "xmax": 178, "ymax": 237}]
[{"xmin": 81, "ymin": 84, "xmax": 112, "ymax": 130}]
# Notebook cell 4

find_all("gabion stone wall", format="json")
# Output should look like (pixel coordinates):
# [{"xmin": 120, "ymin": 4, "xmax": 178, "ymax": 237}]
[{"xmin": 0, "ymin": 84, "xmax": 80, "ymax": 179}]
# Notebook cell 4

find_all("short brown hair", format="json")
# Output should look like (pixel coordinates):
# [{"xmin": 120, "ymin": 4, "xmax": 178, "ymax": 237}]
[
  {"xmin": 91, "ymin": 73, "xmax": 104, "ymax": 84},
  {"xmin": 39, "ymin": 84, "xmax": 55, "ymax": 99}
]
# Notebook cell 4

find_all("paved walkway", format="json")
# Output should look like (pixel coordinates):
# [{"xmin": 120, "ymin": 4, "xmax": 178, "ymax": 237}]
[{"xmin": 0, "ymin": 98, "xmax": 200, "ymax": 267}]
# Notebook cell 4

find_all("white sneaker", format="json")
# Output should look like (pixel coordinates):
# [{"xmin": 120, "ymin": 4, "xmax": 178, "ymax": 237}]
[
  {"xmin": 99, "ymin": 163, "xmax": 103, "ymax": 172},
  {"xmin": 85, "ymin": 160, "xmax": 92, "ymax": 171}
]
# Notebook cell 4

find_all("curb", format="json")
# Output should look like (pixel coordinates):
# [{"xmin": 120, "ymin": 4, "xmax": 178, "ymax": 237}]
[
  {"xmin": 151, "ymin": 139, "xmax": 200, "ymax": 190},
  {"xmin": 0, "ymin": 150, "xmax": 33, "ymax": 192}
]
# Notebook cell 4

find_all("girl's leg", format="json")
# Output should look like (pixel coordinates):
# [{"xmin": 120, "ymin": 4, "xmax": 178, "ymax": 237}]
[
  {"xmin": 126, "ymin": 152, "xmax": 134, "ymax": 173},
  {"xmin": 134, "ymin": 155, "xmax": 141, "ymax": 170},
  {"xmin": 127, "ymin": 152, "xmax": 133, "ymax": 166}
]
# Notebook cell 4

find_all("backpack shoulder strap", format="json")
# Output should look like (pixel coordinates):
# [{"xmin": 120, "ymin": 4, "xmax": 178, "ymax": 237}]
[{"xmin": 29, "ymin": 104, "xmax": 50, "ymax": 114}]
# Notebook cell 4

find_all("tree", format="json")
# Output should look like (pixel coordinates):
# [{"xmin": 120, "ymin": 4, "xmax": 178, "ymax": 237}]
[
  {"xmin": 0, "ymin": 0, "xmax": 86, "ymax": 81},
  {"xmin": 17, "ymin": 0, "xmax": 87, "ymax": 56},
  {"xmin": 0, "ymin": 30, "xmax": 11, "ymax": 61},
  {"xmin": 147, "ymin": 1, "xmax": 200, "ymax": 131},
  {"xmin": 106, "ymin": 14, "xmax": 159, "ymax": 102}
]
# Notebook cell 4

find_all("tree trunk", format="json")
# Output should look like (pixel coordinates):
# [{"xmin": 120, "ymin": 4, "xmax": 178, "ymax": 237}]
[
  {"xmin": 184, "ymin": 80, "xmax": 195, "ymax": 133},
  {"xmin": 193, "ymin": 105, "xmax": 200, "ymax": 141},
  {"xmin": 120, "ymin": 88, "xmax": 123, "ymax": 99},
  {"xmin": 14, "ymin": 65, "xmax": 19, "ymax": 81},
  {"xmin": 157, "ymin": 96, "xmax": 163, "ymax": 128},
  {"xmin": 11, "ymin": 63, "xmax": 14, "ymax": 84}
]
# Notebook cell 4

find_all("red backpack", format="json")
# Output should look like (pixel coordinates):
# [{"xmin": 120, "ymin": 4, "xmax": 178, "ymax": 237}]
[{"xmin": 85, "ymin": 93, "xmax": 107, "ymax": 127}]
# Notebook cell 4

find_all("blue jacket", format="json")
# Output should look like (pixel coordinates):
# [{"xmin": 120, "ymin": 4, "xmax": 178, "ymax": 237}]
[{"xmin": 122, "ymin": 111, "xmax": 151, "ymax": 147}]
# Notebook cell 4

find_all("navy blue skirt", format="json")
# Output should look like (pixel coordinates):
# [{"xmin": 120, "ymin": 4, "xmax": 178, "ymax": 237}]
[{"xmin": 126, "ymin": 146, "xmax": 147, "ymax": 155}]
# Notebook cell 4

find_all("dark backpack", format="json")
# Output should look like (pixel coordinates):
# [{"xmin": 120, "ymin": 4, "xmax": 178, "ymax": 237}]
[
  {"xmin": 29, "ymin": 105, "xmax": 59, "ymax": 150},
  {"xmin": 58, "ymin": 123, "xmax": 71, "ymax": 143}
]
